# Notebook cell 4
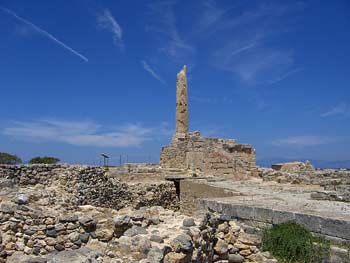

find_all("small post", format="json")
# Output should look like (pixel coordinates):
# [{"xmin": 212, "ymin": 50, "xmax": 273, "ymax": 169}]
[{"xmin": 100, "ymin": 154, "xmax": 109, "ymax": 167}]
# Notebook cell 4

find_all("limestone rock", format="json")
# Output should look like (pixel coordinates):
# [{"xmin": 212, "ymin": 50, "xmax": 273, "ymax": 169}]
[
  {"xmin": 95, "ymin": 227, "xmax": 114, "ymax": 242},
  {"xmin": 123, "ymin": 226, "xmax": 148, "ymax": 237},
  {"xmin": 163, "ymin": 252, "xmax": 189, "ymax": 263},
  {"xmin": 147, "ymin": 247, "xmax": 163, "ymax": 263},
  {"xmin": 170, "ymin": 234, "xmax": 193, "ymax": 253},
  {"xmin": 175, "ymin": 65, "xmax": 188, "ymax": 136},
  {"xmin": 228, "ymin": 253, "xmax": 244, "ymax": 263},
  {"xmin": 214, "ymin": 239, "xmax": 228, "ymax": 255},
  {"xmin": 182, "ymin": 218, "xmax": 195, "ymax": 227},
  {"xmin": 114, "ymin": 215, "xmax": 133, "ymax": 237}
]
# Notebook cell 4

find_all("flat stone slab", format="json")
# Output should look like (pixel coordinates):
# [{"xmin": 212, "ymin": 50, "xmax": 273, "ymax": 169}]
[
  {"xmin": 199, "ymin": 180, "xmax": 350, "ymax": 240},
  {"xmin": 165, "ymin": 176, "xmax": 210, "ymax": 181}
]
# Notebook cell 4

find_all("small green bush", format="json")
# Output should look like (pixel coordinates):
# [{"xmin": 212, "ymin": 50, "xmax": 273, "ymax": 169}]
[
  {"xmin": 29, "ymin": 156, "xmax": 60, "ymax": 164},
  {"xmin": 262, "ymin": 221, "xmax": 330, "ymax": 263},
  {"xmin": 0, "ymin": 152, "xmax": 22, "ymax": 164}
]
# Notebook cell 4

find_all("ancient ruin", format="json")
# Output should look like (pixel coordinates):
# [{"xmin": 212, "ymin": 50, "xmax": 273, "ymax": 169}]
[
  {"xmin": 271, "ymin": 161, "xmax": 314, "ymax": 173},
  {"xmin": 175, "ymin": 65, "xmax": 189, "ymax": 137},
  {"xmin": 1, "ymin": 66, "xmax": 350, "ymax": 263},
  {"xmin": 161, "ymin": 66, "xmax": 257, "ymax": 179}
]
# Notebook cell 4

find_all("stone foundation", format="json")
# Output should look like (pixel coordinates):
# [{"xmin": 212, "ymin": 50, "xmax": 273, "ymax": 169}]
[
  {"xmin": 271, "ymin": 161, "xmax": 314, "ymax": 173},
  {"xmin": 160, "ymin": 132, "xmax": 257, "ymax": 179},
  {"xmin": 179, "ymin": 179, "xmax": 238, "ymax": 215}
]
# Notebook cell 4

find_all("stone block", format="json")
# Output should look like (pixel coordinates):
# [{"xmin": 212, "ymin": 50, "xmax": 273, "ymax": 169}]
[
  {"xmin": 272, "ymin": 210, "xmax": 295, "ymax": 224},
  {"xmin": 319, "ymin": 218, "xmax": 350, "ymax": 240},
  {"xmin": 294, "ymin": 213, "xmax": 322, "ymax": 233}
]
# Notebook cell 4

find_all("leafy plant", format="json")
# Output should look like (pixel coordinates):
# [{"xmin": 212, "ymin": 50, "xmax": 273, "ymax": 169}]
[
  {"xmin": 0, "ymin": 152, "xmax": 22, "ymax": 164},
  {"xmin": 29, "ymin": 156, "xmax": 60, "ymax": 164},
  {"xmin": 262, "ymin": 221, "xmax": 330, "ymax": 263}
]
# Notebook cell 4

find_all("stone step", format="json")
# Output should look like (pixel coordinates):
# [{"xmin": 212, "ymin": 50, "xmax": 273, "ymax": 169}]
[{"xmin": 200, "ymin": 198, "xmax": 350, "ymax": 242}]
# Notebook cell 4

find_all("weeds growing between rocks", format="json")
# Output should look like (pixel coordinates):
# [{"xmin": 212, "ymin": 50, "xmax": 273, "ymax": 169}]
[{"xmin": 262, "ymin": 221, "xmax": 330, "ymax": 263}]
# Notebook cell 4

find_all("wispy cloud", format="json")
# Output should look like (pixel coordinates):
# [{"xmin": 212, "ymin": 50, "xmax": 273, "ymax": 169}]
[
  {"xmin": 0, "ymin": 6, "xmax": 88, "ymax": 62},
  {"xmin": 195, "ymin": 0, "xmax": 228, "ymax": 34},
  {"xmin": 267, "ymin": 67, "xmax": 305, "ymax": 85},
  {"xmin": 321, "ymin": 102, "xmax": 349, "ymax": 117},
  {"xmin": 146, "ymin": 0, "xmax": 194, "ymax": 63},
  {"xmin": 271, "ymin": 136, "xmax": 337, "ymax": 147},
  {"xmin": 2, "ymin": 119, "xmax": 170, "ymax": 147},
  {"xmin": 97, "ymin": 9, "xmax": 123, "ymax": 49},
  {"xmin": 214, "ymin": 44, "xmax": 294, "ymax": 85},
  {"xmin": 207, "ymin": 2, "xmax": 305, "ymax": 85},
  {"xmin": 141, "ymin": 60, "xmax": 165, "ymax": 84}
]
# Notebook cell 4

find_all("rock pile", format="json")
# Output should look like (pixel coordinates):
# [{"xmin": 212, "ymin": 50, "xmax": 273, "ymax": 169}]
[
  {"xmin": 0, "ymin": 165, "xmax": 178, "ymax": 210},
  {"xmin": 258, "ymin": 167, "xmax": 350, "ymax": 185},
  {"xmin": 1, "ymin": 203, "xmax": 276, "ymax": 263},
  {"xmin": 61, "ymin": 166, "xmax": 133, "ymax": 209},
  {"xmin": 128, "ymin": 183, "xmax": 179, "ymax": 210},
  {"xmin": 0, "ymin": 201, "xmax": 96, "ymax": 261},
  {"xmin": 259, "ymin": 166, "xmax": 350, "ymax": 203}
]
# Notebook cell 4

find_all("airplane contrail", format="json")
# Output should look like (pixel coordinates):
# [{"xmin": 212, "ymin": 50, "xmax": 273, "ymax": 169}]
[{"xmin": 0, "ymin": 6, "xmax": 88, "ymax": 62}]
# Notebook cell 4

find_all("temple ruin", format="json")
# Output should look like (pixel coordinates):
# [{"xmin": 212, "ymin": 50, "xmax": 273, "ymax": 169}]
[{"xmin": 160, "ymin": 66, "xmax": 257, "ymax": 178}]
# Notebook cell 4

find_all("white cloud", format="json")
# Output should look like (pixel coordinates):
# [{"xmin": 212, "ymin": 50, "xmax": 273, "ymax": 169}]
[
  {"xmin": 97, "ymin": 9, "xmax": 123, "ymax": 49},
  {"xmin": 0, "ymin": 6, "xmax": 88, "ymax": 62},
  {"xmin": 207, "ymin": 2, "xmax": 305, "ymax": 85},
  {"xmin": 271, "ymin": 136, "xmax": 337, "ymax": 147},
  {"xmin": 195, "ymin": 0, "xmax": 227, "ymax": 34},
  {"xmin": 2, "ymin": 119, "xmax": 170, "ymax": 148},
  {"xmin": 267, "ymin": 67, "xmax": 304, "ymax": 85},
  {"xmin": 141, "ymin": 60, "xmax": 165, "ymax": 84},
  {"xmin": 214, "ymin": 43, "xmax": 294, "ymax": 85},
  {"xmin": 321, "ymin": 102, "xmax": 349, "ymax": 117},
  {"xmin": 146, "ymin": 1, "xmax": 194, "ymax": 63}
]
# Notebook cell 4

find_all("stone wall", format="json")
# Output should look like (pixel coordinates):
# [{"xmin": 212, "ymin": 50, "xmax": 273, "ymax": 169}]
[
  {"xmin": 0, "ymin": 164, "xmax": 178, "ymax": 210},
  {"xmin": 160, "ymin": 132, "xmax": 257, "ymax": 179},
  {"xmin": 0, "ymin": 202, "xmax": 98, "ymax": 260},
  {"xmin": 179, "ymin": 179, "xmax": 239, "ymax": 215},
  {"xmin": 112, "ymin": 163, "xmax": 162, "ymax": 176},
  {"xmin": 200, "ymin": 201, "xmax": 350, "ymax": 263},
  {"xmin": 0, "ymin": 203, "xmax": 277, "ymax": 263},
  {"xmin": 3, "ymin": 202, "xmax": 348, "ymax": 263}
]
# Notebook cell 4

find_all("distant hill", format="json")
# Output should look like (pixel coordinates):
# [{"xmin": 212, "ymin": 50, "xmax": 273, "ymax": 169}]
[{"xmin": 257, "ymin": 157, "xmax": 350, "ymax": 169}]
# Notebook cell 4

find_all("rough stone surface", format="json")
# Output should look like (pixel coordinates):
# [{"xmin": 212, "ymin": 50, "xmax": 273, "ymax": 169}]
[
  {"xmin": 271, "ymin": 160, "xmax": 315, "ymax": 173},
  {"xmin": 0, "ymin": 164, "xmax": 178, "ymax": 210},
  {"xmin": 161, "ymin": 132, "xmax": 257, "ymax": 179},
  {"xmin": 175, "ymin": 65, "xmax": 188, "ymax": 136},
  {"xmin": 160, "ymin": 66, "xmax": 257, "ymax": 179}
]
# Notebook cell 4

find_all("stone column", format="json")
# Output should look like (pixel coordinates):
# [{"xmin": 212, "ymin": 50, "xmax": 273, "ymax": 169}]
[{"xmin": 175, "ymin": 65, "xmax": 189, "ymax": 136}]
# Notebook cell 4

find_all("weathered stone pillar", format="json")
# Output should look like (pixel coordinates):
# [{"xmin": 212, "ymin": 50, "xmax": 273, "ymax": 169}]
[{"xmin": 175, "ymin": 65, "xmax": 188, "ymax": 136}]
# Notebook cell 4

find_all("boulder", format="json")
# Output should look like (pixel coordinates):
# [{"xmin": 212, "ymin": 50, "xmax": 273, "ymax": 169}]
[
  {"xmin": 170, "ymin": 234, "xmax": 193, "ymax": 253},
  {"xmin": 228, "ymin": 254, "xmax": 244, "ymax": 263},
  {"xmin": 183, "ymin": 218, "xmax": 195, "ymax": 227},
  {"xmin": 123, "ymin": 226, "xmax": 148, "ymax": 237},
  {"xmin": 114, "ymin": 215, "xmax": 133, "ymax": 237}
]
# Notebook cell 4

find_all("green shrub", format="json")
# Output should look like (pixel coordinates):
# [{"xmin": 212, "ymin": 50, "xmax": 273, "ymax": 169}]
[
  {"xmin": 0, "ymin": 152, "xmax": 22, "ymax": 164},
  {"xmin": 29, "ymin": 156, "xmax": 60, "ymax": 164},
  {"xmin": 262, "ymin": 221, "xmax": 330, "ymax": 263}
]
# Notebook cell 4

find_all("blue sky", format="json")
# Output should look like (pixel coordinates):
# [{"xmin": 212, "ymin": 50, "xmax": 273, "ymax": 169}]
[{"xmin": 0, "ymin": 0, "xmax": 349, "ymax": 165}]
